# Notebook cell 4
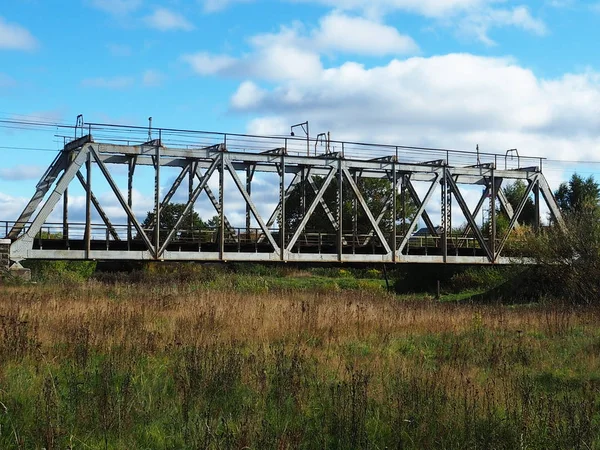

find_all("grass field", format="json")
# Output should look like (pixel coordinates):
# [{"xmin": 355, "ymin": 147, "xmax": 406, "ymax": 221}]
[{"xmin": 1, "ymin": 270, "xmax": 599, "ymax": 449}]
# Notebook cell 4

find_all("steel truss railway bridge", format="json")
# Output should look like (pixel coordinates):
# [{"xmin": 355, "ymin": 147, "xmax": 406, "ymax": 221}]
[{"xmin": 1, "ymin": 120, "xmax": 564, "ymax": 267}]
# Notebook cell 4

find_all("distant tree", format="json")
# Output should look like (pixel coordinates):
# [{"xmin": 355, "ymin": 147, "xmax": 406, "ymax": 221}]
[
  {"xmin": 502, "ymin": 180, "xmax": 536, "ymax": 226},
  {"xmin": 554, "ymin": 174, "xmax": 600, "ymax": 214},
  {"xmin": 140, "ymin": 203, "xmax": 207, "ymax": 242}
]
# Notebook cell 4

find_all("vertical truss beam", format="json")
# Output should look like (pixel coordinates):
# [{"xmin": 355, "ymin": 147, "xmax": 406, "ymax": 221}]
[
  {"xmin": 127, "ymin": 156, "xmax": 137, "ymax": 246},
  {"xmin": 246, "ymin": 165, "xmax": 255, "ymax": 234},
  {"xmin": 85, "ymin": 152, "xmax": 92, "ymax": 258}
]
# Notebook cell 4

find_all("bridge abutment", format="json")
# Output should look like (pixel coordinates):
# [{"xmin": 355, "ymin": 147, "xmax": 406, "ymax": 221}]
[{"xmin": 0, "ymin": 240, "xmax": 31, "ymax": 281}]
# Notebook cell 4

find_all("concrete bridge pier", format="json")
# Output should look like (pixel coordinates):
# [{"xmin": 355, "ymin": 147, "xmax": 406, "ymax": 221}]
[{"xmin": 0, "ymin": 239, "xmax": 31, "ymax": 281}]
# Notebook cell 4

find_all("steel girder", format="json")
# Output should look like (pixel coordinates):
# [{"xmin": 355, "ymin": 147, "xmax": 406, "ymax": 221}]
[{"xmin": 7, "ymin": 138, "xmax": 564, "ymax": 264}]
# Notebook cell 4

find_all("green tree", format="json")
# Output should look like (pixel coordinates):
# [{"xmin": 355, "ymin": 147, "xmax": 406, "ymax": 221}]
[
  {"xmin": 554, "ymin": 174, "xmax": 600, "ymax": 214},
  {"xmin": 502, "ymin": 180, "xmax": 536, "ymax": 226},
  {"xmin": 140, "ymin": 203, "xmax": 207, "ymax": 241}
]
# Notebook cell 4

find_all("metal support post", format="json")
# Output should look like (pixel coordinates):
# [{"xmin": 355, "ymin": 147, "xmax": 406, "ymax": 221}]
[
  {"xmin": 337, "ymin": 158, "xmax": 343, "ymax": 262},
  {"xmin": 127, "ymin": 156, "xmax": 136, "ymax": 248},
  {"xmin": 534, "ymin": 180, "xmax": 540, "ymax": 233},
  {"xmin": 189, "ymin": 160, "xmax": 195, "ymax": 233},
  {"xmin": 352, "ymin": 170, "xmax": 358, "ymax": 253},
  {"xmin": 154, "ymin": 143, "xmax": 161, "ymax": 257},
  {"xmin": 219, "ymin": 153, "xmax": 225, "ymax": 259},
  {"xmin": 280, "ymin": 153, "xmax": 286, "ymax": 258},
  {"xmin": 246, "ymin": 165, "xmax": 253, "ymax": 235},
  {"xmin": 85, "ymin": 152, "xmax": 91, "ymax": 258},
  {"xmin": 490, "ymin": 168, "xmax": 496, "ymax": 262},
  {"xmin": 392, "ymin": 164, "xmax": 397, "ymax": 261}
]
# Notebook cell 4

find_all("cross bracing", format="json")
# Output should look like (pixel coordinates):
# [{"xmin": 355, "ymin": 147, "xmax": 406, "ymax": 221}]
[{"xmin": 3, "ymin": 121, "xmax": 564, "ymax": 265}]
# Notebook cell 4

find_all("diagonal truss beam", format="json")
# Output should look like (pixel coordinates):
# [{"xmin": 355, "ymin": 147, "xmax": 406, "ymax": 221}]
[
  {"xmin": 11, "ymin": 148, "xmax": 89, "ymax": 256},
  {"xmin": 405, "ymin": 177, "xmax": 438, "ymax": 236},
  {"xmin": 265, "ymin": 172, "xmax": 302, "ymax": 228},
  {"xmin": 8, "ymin": 151, "xmax": 68, "ymax": 239},
  {"xmin": 287, "ymin": 167, "xmax": 336, "ymax": 252},
  {"xmin": 75, "ymin": 171, "xmax": 120, "ymax": 241},
  {"xmin": 90, "ymin": 146, "xmax": 155, "ymax": 255},
  {"xmin": 158, "ymin": 157, "xmax": 220, "ymax": 256},
  {"xmin": 224, "ymin": 157, "xmax": 280, "ymax": 253},
  {"xmin": 362, "ymin": 173, "xmax": 398, "ymax": 246},
  {"xmin": 342, "ymin": 166, "xmax": 392, "ymax": 255},
  {"xmin": 307, "ymin": 174, "xmax": 339, "ymax": 232},
  {"xmin": 446, "ymin": 171, "xmax": 494, "ymax": 262},
  {"xmin": 193, "ymin": 167, "xmax": 237, "ymax": 240},
  {"xmin": 537, "ymin": 175, "xmax": 566, "ymax": 231},
  {"xmin": 495, "ymin": 176, "xmax": 538, "ymax": 258},
  {"xmin": 397, "ymin": 173, "xmax": 440, "ymax": 254}
]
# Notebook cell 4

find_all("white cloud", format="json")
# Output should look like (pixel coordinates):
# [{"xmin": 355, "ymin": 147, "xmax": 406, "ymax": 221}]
[
  {"xmin": 183, "ymin": 12, "xmax": 416, "ymax": 81},
  {"xmin": 89, "ymin": 0, "xmax": 142, "ymax": 15},
  {"xmin": 231, "ymin": 81, "xmax": 266, "ymax": 109},
  {"xmin": 0, "ymin": 16, "xmax": 38, "ymax": 50},
  {"xmin": 231, "ymin": 53, "xmax": 600, "ymax": 168},
  {"xmin": 144, "ymin": 7, "xmax": 194, "ymax": 31},
  {"xmin": 142, "ymin": 69, "xmax": 165, "ymax": 87},
  {"xmin": 81, "ymin": 76, "xmax": 135, "ymax": 89},
  {"xmin": 313, "ymin": 12, "xmax": 418, "ymax": 55},
  {"xmin": 182, "ymin": 53, "xmax": 237, "ymax": 76},
  {"xmin": 0, "ymin": 165, "xmax": 45, "ymax": 181},
  {"xmin": 458, "ymin": 6, "xmax": 547, "ymax": 46}
]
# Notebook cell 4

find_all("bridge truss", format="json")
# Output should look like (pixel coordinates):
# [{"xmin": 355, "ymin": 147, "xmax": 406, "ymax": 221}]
[{"xmin": 4, "ymin": 121, "xmax": 564, "ymax": 264}]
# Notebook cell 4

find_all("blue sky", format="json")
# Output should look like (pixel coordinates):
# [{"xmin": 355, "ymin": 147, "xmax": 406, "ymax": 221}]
[{"xmin": 1, "ymin": 0, "xmax": 600, "ymax": 228}]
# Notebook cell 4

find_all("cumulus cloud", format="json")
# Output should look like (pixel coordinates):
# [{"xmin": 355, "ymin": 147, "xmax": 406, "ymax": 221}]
[
  {"xmin": 144, "ymin": 7, "xmax": 194, "ymax": 31},
  {"xmin": 457, "ymin": 6, "xmax": 547, "ymax": 46},
  {"xmin": 183, "ymin": 12, "xmax": 416, "ymax": 81},
  {"xmin": 313, "ymin": 12, "xmax": 418, "ymax": 55},
  {"xmin": 0, "ymin": 16, "xmax": 38, "ymax": 50},
  {"xmin": 231, "ymin": 53, "xmax": 600, "ymax": 165}
]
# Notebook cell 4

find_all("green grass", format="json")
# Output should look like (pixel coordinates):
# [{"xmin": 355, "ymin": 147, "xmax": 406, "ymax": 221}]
[{"xmin": 1, "ymin": 270, "xmax": 600, "ymax": 448}]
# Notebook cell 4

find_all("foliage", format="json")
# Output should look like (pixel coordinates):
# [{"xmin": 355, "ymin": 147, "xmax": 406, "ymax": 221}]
[
  {"xmin": 526, "ymin": 207, "xmax": 600, "ymax": 304},
  {"xmin": 140, "ymin": 203, "xmax": 214, "ymax": 242},
  {"xmin": 502, "ymin": 180, "xmax": 536, "ymax": 226},
  {"xmin": 23, "ymin": 260, "xmax": 97, "ymax": 283},
  {"xmin": 555, "ymin": 173, "xmax": 600, "ymax": 214}
]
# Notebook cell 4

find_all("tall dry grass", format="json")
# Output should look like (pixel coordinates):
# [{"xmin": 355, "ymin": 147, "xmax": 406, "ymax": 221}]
[{"xmin": 1, "ymin": 280, "xmax": 599, "ymax": 448}]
